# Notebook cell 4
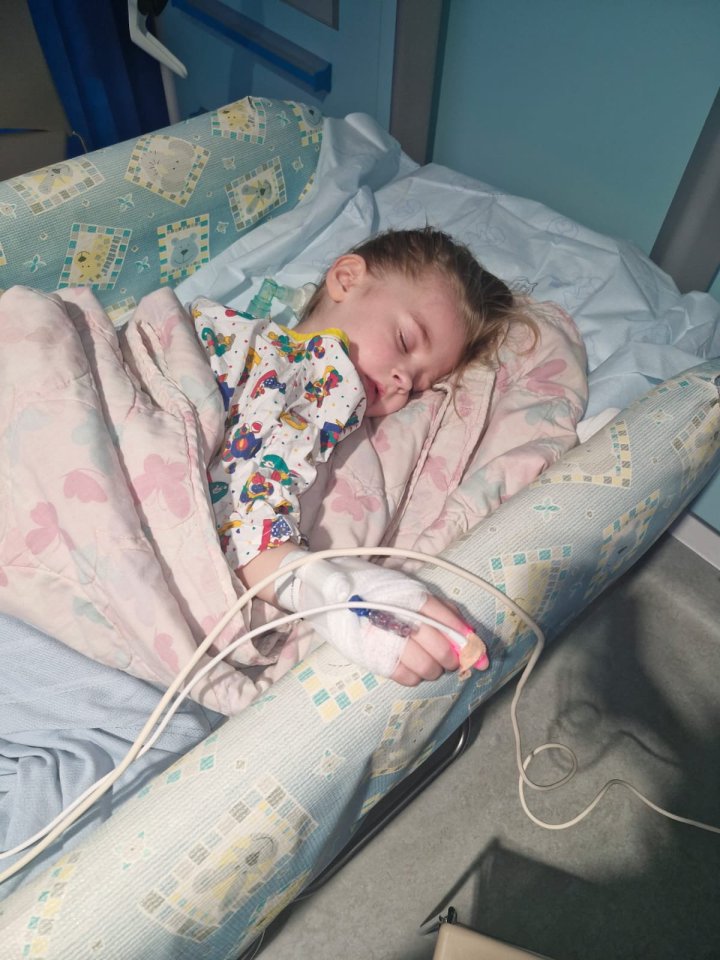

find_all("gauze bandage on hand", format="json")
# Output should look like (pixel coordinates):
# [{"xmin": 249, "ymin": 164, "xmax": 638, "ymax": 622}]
[{"xmin": 275, "ymin": 550, "xmax": 428, "ymax": 677}]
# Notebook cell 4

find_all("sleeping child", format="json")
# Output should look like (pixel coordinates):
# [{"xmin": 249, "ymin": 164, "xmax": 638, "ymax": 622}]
[{"xmin": 191, "ymin": 227, "xmax": 560, "ymax": 686}]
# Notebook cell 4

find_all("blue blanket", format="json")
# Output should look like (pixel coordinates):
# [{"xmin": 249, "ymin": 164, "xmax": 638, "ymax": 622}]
[{"xmin": 0, "ymin": 614, "xmax": 223, "ymax": 898}]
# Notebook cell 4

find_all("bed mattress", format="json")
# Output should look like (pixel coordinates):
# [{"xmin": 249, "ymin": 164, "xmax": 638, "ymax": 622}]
[{"xmin": 1, "ymin": 103, "xmax": 719, "ymax": 959}]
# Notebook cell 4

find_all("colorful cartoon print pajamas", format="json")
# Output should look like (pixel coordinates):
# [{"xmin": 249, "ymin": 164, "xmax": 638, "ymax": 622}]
[{"xmin": 191, "ymin": 298, "xmax": 366, "ymax": 571}]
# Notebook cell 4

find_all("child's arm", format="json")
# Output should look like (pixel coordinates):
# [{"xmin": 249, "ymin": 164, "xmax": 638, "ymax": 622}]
[
  {"xmin": 237, "ymin": 540, "xmax": 296, "ymax": 604},
  {"xmin": 243, "ymin": 546, "xmax": 478, "ymax": 685}
]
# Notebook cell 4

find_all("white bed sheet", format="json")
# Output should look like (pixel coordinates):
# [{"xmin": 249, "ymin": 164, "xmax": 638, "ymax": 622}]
[{"xmin": 178, "ymin": 113, "xmax": 720, "ymax": 420}]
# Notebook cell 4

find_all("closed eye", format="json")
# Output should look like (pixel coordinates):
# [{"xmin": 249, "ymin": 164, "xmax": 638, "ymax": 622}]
[{"xmin": 398, "ymin": 330, "xmax": 408, "ymax": 353}]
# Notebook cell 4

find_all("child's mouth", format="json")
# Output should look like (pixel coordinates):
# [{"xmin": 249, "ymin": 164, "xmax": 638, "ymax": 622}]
[{"xmin": 363, "ymin": 376, "xmax": 381, "ymax": 405}]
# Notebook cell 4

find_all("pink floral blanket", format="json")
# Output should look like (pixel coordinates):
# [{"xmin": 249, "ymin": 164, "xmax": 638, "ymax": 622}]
[
  {"xmin": 0, "ymin": 287, "xmax": 586, "ymax": 714},
  {"xmin": 0, "ymin": 286, "xmax": 273, "ymax": 715},
  {"xmin": 301, "ymin": 297, "xmax": 588, "ymax": 559}
]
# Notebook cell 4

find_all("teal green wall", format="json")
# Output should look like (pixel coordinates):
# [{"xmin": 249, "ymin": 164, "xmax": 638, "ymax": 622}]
[
  {"xmin": 433, "ymin": 0, "xmax": 720, "ymax": 257},
  {"xmin": 160, "ymin": 0, "xmax": 396, "ymax": 127},
  {"xmin": 693, "ymin": 468, "xmax": 720, "ymax": 529},
  {"xmin": 433, "ymin": 0, "xmax": 720, "ymax": 533}
]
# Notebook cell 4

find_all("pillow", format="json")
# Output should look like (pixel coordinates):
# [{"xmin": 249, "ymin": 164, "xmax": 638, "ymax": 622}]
[{"xmin": 0, "ymin": 97, "xmax": 322, "ymax": 324}]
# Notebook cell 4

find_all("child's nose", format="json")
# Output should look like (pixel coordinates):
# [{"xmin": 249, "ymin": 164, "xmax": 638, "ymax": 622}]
[{"xmin": 392, "ymin": 367, "xmax": 412, "ymax": 392}]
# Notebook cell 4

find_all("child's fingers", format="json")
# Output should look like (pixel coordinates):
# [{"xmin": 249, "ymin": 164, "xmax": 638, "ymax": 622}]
[
  {"xmin": 412, "ymin": 623, "xmax": 460, "ymax": 673},
  {"xmin": 389, "ymin": 593, "xmax": 490, "ymax": 686},
  {"xmin": 390, "ymin": 661, "xmax": 422, "ymax": 686},
  {"xmin": 420, "ymin": 595, "xmax": 470, "ymax": 643},
  {"xmin": 396, "ymin": 633, "xmax": 446, "ymax": 682},
  {"xmin": 392, "ymin": 620, "xmax": 460, "ymax": 684},
  {"xmin": 421, "ymin": 595, "xmax": 489, "ymax": 672}
]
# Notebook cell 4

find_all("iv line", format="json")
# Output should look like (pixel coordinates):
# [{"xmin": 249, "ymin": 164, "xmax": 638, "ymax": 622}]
[
  {"xmin": 1, "ymin": 545, "xmax": 504, "ymax": 882},
  {"xmin": 0, "ymin": 600, "xmax": 469, "ymax": 864},
  {"xmin": 2, "ymin": 544, "xmax": 719, "ymax": 887}
]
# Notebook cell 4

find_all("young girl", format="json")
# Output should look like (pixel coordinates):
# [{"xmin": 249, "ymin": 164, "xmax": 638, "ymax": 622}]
[{"xmin": 191, "ymin": 228, "xmax": 539, "ymax": 686}]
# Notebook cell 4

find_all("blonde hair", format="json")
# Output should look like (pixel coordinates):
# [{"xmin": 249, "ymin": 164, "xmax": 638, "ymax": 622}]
[{"xmin": 303, "ymin": 227, "xmax": 537, "ymax": 380}]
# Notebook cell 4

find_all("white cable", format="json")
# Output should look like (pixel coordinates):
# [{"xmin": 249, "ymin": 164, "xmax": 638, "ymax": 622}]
[
  {"xmin": 3, "ymin": 544, "xmax": 719, "ymax": 886},
  {"xmin": 0, "ymin": 543, "xmax": 507, "ymax": 883},
  {"xmin": 0, "ymin": 599, "xmax": 466, "ymax": 864},
  {"xmin": 141, "ymin": 600, "xmax": 472, "ymax": 755},
  {"xmin": 505, "ymin": 613, "xmax": 720, "ymax": 834}
]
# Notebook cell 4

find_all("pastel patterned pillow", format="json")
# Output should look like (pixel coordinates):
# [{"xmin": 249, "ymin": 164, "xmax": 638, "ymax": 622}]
[{"xmin": 0, "ymin": 97, "xmax": 321, "ymax": 324}]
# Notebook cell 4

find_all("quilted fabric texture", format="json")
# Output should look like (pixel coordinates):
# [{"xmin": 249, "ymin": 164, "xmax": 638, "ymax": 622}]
[
  {"xmin": 0, "ymin": 96, "xmax": 321, "ymax": 324},
  {"xmin": 1, "ymin": 361, "xmax": 718, "ymax": 958}
]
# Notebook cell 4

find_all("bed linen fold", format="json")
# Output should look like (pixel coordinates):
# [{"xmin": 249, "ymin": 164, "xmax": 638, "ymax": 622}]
[
  {"xmin": 0, "ymin": 613, "xmax": 223, "ymax": 899},
  {"xmin": 0, "ymin": 285, "xmax": 292, "ymax": 715},
  {"xmin": 0, "ymin": 282, "xmax": 588, "ymax": 716}
]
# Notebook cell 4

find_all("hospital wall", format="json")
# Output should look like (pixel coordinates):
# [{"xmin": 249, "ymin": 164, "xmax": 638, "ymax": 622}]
[
  {"xmin": 432, "ymin": 0, "xmax": 720, "ymax": 262},
  {"xmin": 432, "ymin": 0, "xmax": 720, "ymax": 536},
  {"xmin": 159, "ymin": 0, "xmax": 396, "ymax": 128}
]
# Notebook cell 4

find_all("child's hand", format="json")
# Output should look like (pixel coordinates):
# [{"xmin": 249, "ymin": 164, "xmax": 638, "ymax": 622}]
[
  {"xmin": 273, "ymin": 549, "xmax": 489, "ymax": 682},
  {"xmin": 390, "ymin": 594, "xmax": 484, "ymax": 686}
]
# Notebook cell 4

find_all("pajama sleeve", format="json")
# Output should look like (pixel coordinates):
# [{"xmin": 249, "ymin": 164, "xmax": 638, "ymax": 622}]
[{"xmin": 191, "ymin": 298, "xmax": 365, "ymax": 572}]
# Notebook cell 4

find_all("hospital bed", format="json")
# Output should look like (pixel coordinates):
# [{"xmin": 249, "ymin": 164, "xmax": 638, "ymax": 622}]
[{"xmin": 0, "ymin": 96, "xmax": 718, "ymax": 958}]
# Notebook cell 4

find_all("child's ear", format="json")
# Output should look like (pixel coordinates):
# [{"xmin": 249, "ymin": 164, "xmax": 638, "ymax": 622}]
[{"xmin": 325, "ymin": 254, "xmax": 367, "ymax": 302}]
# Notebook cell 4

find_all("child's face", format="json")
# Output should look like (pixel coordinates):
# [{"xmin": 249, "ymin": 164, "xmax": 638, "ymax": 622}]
[{"xmin": 301, "ymin": 255, "xmax": 466, "ymax": 417}]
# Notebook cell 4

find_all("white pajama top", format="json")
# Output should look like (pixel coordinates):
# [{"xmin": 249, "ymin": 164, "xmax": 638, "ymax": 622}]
[{"xmin": 191, "ymin": 297, "xmax": 366, "ymax": 571}]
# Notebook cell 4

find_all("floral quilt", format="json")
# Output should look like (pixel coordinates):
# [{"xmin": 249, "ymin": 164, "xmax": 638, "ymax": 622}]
[{"xmin": 0, "ymin": 286, "xmax": 586, "ymax": 713}]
